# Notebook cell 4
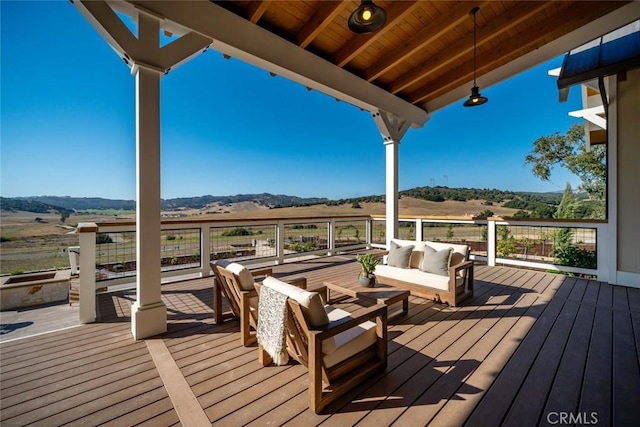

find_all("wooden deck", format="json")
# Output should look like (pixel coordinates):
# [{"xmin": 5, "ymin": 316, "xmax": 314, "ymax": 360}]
[{"xmin": 1, "ymin": 253, "xmax": 639, "ymax": 426}]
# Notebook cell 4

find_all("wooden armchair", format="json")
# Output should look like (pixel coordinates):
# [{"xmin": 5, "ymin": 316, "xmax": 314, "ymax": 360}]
[
  {"xmin": 210, "ymin": 260, "xmax": 305, "ymax": 347},
  {"xmin": 256, "ymin": 276, "xmax": 387, "ymax": 414}
]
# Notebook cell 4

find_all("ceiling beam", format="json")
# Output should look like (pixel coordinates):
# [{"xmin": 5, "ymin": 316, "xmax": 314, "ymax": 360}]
[
  {"xmin": 333, "ymin": 1, "xmax": 420, "ymax": 68},
  {"xmin": 389, "ymin": 1, "xmax": 550, "ymax": 94},
  {"xmin": 363, "ymin": 0, "xmax": 487, "ymax": 82},
  {"xmin": 123, "ymin": 0, "xmax": 430, "ymax": 127},
  {"xmin": 247, "ymin": 0, "xmax": 271, "ymax": 24},
  {"xmin": 296, "ymin": 1, "xmax": 345, "ymax": 49},
  {"xmin": 409, "ymin": 2, "xmax": 618, "ymax": 105},
  {"xmin": 423, "ymin": 1, "xmax": 640, "ymax": 113}
]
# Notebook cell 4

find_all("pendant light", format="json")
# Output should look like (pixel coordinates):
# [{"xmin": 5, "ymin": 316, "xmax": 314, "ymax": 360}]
[
  {"xmin": 463, "ymin": 7, "xmax": 488, "ymax": 107},
  {"xmin": 348, "ymin": 0, "xmax": 387, "ymax": 34}
]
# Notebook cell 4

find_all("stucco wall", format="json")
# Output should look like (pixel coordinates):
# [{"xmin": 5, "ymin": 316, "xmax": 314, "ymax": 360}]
[{"xmin": 617, "ymin": 68, "xmax": 640, "ymax": 274}]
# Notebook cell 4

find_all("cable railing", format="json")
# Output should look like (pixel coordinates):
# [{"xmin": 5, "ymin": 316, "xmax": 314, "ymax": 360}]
[{"xmin": 79, "ymin": 215, "xmax": 606, "ymax": 297}]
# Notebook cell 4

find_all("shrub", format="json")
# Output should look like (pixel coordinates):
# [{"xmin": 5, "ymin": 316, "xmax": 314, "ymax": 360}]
[
  {"xmin": 221, "ymin": 227, "xmax": 253, "ymax": 237},
  {"xmin": 166, "ymin": 234, "xmax": 177, "ymax": 241},
  {"xmin": 96, "ymin": 234, "xmax": 113, "ymax": 244},
  {"xmin": 554, "ymin": 245, "xmax": 596, "ymax": 269}
]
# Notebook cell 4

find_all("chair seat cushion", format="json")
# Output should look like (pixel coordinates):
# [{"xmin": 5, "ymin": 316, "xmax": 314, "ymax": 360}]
[{"xmin": 322, "ymin": 306, "xmax": 377, "ymax": 368}]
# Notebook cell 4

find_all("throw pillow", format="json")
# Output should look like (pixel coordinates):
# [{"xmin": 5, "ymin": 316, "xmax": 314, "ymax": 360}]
[
  {"xmin": 387, "ymin": 241, "xmax": 414, "ymax": 268},
  {"xmin": 420, "ymin": 246, "xmax": 452, "ymax": 276}
]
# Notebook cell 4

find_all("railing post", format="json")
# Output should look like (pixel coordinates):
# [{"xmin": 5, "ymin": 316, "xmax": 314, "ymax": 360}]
[
  {"xmin": 487, "ymin": 219, "xmax": 497, "ymax": 267},
  {"xmin": 415, "ymin": 218, "xmax": 423, "ymax": 242},
  {"xmin": 78, "ymin": 222, "xmax": 98, "ymax": 324},
  {"xmin": 366, "ymin": 218, "xmax": 373, "ymax": 249},
  {"xmin": 276, "ymin": 221, "xmax": 285, "ymax": 265},
  {"xmin": 200, "ymin": 223, "xmax": 210, "ymax": 277},
  {"xmin": 328, "ymin": 219, "xmax": 336, "ymax": 256}
]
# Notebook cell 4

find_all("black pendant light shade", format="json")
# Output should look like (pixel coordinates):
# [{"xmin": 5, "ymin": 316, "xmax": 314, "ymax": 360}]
[
  {"xmin": 463, "ymin": 7, "xmax": 488, "ymax": 107},
  {"xmin": 348, "ymin": 0, "xmax": 387, "ymax": 34},
  {"xmin": 463, "ymin": 86, "xmax": 488, "ymax": 106}
]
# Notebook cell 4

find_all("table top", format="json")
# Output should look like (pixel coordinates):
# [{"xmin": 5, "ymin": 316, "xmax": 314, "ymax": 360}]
[{"xmin": 323, "ymin": 277, "xmax": 410, "ymax": 302}]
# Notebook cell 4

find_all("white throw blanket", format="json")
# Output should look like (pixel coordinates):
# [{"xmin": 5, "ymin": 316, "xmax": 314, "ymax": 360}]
[{"xmin": 257, "ymin": 285, "xmax": 289, "ymax": 366}]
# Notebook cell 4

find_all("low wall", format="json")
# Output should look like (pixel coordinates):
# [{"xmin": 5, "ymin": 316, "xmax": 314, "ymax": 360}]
[{"xmin": 0, "ymin": 270, "xmax": 71, "ymax": 310}]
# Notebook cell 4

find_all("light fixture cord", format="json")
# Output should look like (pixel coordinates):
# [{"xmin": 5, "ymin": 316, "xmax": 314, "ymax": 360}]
[{"xmin": 473, "ymin": 9, "xmax": 477, "ymax": 86}]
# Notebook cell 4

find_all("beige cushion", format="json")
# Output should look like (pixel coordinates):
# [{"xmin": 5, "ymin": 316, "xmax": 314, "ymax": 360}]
[
  {"xmin": 322, "ymin": 306, "xmax": 377, "ymax": 368},
  {"xmin": 390, "ymin": 239, "xmax": 425, "ymax": 268},
  {"xmin": 263, "ymin": 276, "xmax": 329, "ymax": 328},
  {"xmin": 425, "ymin": 241, "xmax": 469, "ymax": 266},
  {"xmin": 420, "ymin": 246, "xmax": 452, "ymax": 276},
  {"xmin": 387, "ymin": 241, "xmax": 413, "ymax": 268},
  {"xmin": 225, "ymin": 262, "xmax": 255, "ymax": 291}
]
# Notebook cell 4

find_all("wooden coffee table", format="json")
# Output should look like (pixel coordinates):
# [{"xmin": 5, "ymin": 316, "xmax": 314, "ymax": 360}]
[{"xmin": 323, "ymin": 278, "xmax": 410, "ymax": 319}]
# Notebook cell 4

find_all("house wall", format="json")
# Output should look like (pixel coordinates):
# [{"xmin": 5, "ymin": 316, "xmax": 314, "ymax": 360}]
[{"xmin": 616, "ymin": 67, "xmax": 640, "ymax": 281}]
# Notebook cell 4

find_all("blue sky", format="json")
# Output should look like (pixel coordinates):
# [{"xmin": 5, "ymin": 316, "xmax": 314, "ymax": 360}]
[{"xmin": 1, "ymin": 1, "xmax": 584, "ymax": 200}]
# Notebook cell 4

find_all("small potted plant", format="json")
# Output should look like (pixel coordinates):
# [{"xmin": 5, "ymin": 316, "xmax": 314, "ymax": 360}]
[{"xmin": 356, "ymin": 253, "xmax": 379, "ymax": 287}]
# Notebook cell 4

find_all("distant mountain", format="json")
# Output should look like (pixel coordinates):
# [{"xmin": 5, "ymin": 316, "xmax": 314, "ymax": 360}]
[
  {"xmin": 3, "ymin": 194, "xmax": 329, "ymax": 213},
  {"xmin": 161, "ymin": 193, "xmax": 329, "ymax": 209},
  {"xmin": 15, "ymin": 196, "xmax": 136, "ymax": 211},
  {"xmin": 0, "ymin": 197, "xmax": 72, "ymax": 214}
]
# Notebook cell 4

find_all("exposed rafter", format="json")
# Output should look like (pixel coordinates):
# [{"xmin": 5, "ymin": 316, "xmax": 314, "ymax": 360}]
[
  {"xmin": 409, "ymin": 1, "xmax": 629, "ymax": 105},
  {"xmin": 296, "ymin": 1, "xmax": 345, "ymax": 49},
  {"xmin": 389, "ymin": 1, "xmax": 551, "ymax": 94},
  {"xmin": 363, "ymin": 0, "xmax": 488, "ymax": 82},
  {"xmin": 247, "ymin": 0, "xmax": 271, "ymax": 24}
]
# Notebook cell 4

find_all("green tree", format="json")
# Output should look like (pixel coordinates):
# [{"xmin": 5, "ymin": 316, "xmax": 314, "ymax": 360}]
[
  {"xmin": 553, "ymin": 183, "xmax": 577, "ymax": 253},
  {"xmin": 60, "ymin": 211, "xmax": 70, "ymax": 223},
  {"xmin": 479, "ymin": 209, "xmax": 494, "ymax": 218},
  {"xmin": 446, "ymin": 224, "xmax": 454, "ymax": 240},
  {"xmin": 525, "ymin": 124, "xmax": 605, "ymax": 218}
]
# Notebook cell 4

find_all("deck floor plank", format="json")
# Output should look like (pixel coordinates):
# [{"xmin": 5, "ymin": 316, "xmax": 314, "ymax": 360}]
[{"xmin": 1, "ymin": 256, "xmax": 637, "ymax": 426}]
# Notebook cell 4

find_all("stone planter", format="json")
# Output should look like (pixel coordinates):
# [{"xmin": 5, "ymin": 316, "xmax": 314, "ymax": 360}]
[{"xmin": 0, "ymin": 270, "xmax": 71, "ymax": 311}]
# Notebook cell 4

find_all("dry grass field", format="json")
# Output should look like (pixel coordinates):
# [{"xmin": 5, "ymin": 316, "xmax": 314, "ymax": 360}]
[{"xmin": 0, "ymin": 197, "xmax": 518, "ymax": 274}]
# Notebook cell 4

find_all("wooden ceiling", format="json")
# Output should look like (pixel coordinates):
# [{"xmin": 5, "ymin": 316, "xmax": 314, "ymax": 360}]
[{"xmin": 213, "ymin": 1, "xmax": 630, "ymax": 108}]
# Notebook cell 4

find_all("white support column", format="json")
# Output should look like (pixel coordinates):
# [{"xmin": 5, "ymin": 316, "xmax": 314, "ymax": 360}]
[
  {"xmin": 372, "ymin": 110, "xmax": 411, "ymax": 249},
  {"xmin": 78, "ymin": 222, "xmax": 98, "ymax": 324},
  {"xmin": 131, "ymin": 14, "xmax": 166, "ymax": 340},
  {"xmin": 200, "ymin": 223, "xmax": 211, "ymax": 277},
  {"xmin": 74, "ymin": 0, "xmax": 213, "ymax": 339},
  {"xmin": 606, "ymin": 75, "xmax": 618, "ymax": 285},
  {"xmin": 385, "ymin": 140, "xmax": 399, "ymax": 247},
  {"xmin": 487, "ymin": 219, "xmax": 497, "ymax": 267}
]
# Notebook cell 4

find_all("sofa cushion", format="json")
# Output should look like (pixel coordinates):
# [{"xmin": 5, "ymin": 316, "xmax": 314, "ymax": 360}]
[
  {"xmin": 225, "ymin": 262, "xmax": 255, "ymax": 291},
  {"xmin": 263, "ymin": 276, "xmax": 329, "ymax": 328},
  {"xmin": 390, "ymin": 239, "xmax": 425, "ymax": 268},
  {"xmin": 425, "ymin": 241, "xmax": 469, "ymax": 266},
  {"xmin": 420, "ymin": 246, "xmax": 452, "ymax": 276},
  {"xmin": 387, "ymin": 241, "xmax": 414, "ymax": 268},
  {"xmin": 322, "ymin": 306, "xmax": 377, "ymax": 368},
  {"xmin": 376, "ymin": 264, "xmax": 457, "ymax": 291}
]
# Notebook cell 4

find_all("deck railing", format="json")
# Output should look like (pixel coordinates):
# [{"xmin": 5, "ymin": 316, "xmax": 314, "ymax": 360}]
[{"xmin": 76, "ymin": 215, "xmax": 606, "ymax": 322}]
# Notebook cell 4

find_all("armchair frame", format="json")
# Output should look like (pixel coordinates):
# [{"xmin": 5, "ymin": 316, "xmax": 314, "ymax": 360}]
[{"xmin": 256, "ymin": 283, "xmax": 387, "ymax": 413}]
